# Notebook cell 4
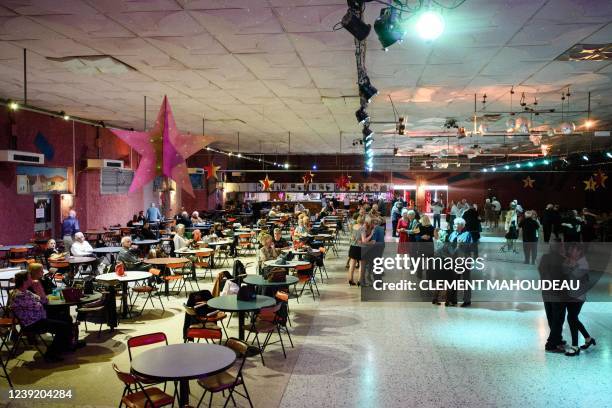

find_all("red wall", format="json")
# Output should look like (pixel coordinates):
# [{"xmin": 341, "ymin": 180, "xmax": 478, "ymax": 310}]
[{"xmin": 0, "ymin": 108, "xmax": 141, "ymax": 244}]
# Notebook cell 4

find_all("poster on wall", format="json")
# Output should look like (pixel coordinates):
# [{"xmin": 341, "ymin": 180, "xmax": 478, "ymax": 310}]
[
  {"xmin": 190, "ymin": 174, "xmax": 205, "ymax": 190},
  {"xmin": 34, "ymin": 196, "xmax": 52, "ymax": 234},
  {"xmin": 16, "ymin": 166, "xmax": 69, "ymax": 194}
]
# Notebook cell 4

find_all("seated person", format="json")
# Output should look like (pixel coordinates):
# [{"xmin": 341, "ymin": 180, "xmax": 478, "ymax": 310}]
[
  {"xmin": 10, "ymin": 271, "xmax": 78, "ymax": 362},
  {"xmin": 259, "ymin": 233, "xmax": 280, "ymax": 270},
  {"xmin": 28, "ymin": 262, "xmax": 55, "ymax": 295},
  {"xmin": 138, "ymin": 222, "xmax": 157, "ymax": 240},
  {"xmin": 44, "ymin": 239, "xmax": 65, "ymax": 261},
  {"xmin": 294, "ymin": 202, "xmax": 306, "ymax": 214},
  {"xmin": 293, "ymin": 217, "xmax": 309, "ymax": 239},
  {"xmin": 127, "ymin": 214, "xmax": 138, "ymax": 227},
  {"xmin": 137, "ymin": 211, "xmax": 146, "ymax": 223},
  {"xmin": 191, "ymin": 211, "xmax": 203, "ymax": 225},
  {"xmin": 70, "ymin": 232, "xmax": 94, "ymax": 256},
  {"xmin": 268, "ymin": 207, "xmax": 278, "ymax": 217},
  {"xmin": 173, "ymin": 224, "xmax": 192, "ymax": 251},
  {"xmin": 272, "ymin": 228, "xmax": 289, "ymax": 249},
  {"xmin": 178, "ymin": 211, "xmax": 193, "ymax": 228},
  {"xmin": 117, "ymin": 236, "xmax": 149, "ymax": 271}
]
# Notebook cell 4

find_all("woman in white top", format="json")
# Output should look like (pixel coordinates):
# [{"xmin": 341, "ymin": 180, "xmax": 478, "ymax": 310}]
[{"xmin": 173, "ymin": 224, "xmax": 191, "ymax": 251}]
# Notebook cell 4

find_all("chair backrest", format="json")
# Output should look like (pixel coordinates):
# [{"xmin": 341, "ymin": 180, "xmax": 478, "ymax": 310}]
[
  {"xmin": 149, "ymin": 268, "xmax": 161, "ymax": 276},
  {"xmin": 275, "ymin": 291, "xmax": 289, "ymax": 302},
  {"xmin": 225, "ymin": 337, "xmax": 249, "ymax": 357},
  {"xmin": 50, "ymin": 261, "xmax": 70, "ymax": 268},
  {"xmin": 188, "ymin": 327, "xmax": 222, "ymax": 341},
  {"xmin": 167, "ymin": 262, "xmax": 186, "ymax": 270},
  {"xmin": 10, "ymin": 248, "xmax": 27, "ymax": 255},
  {"xmin": 294, "ymin": 263, "xmax": 312, "ymax": 271},
  {"xmin": 112, "ymin": 363, "xmax": 137, "ymax": 385},
  {"xmin": 127, "ymin": 332, "xmax": 168, "ymax": 360}
]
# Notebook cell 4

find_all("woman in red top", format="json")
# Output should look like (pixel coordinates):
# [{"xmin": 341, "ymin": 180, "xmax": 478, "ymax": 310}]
[{"xmin": 397, "ymin": 209, "xmax": 417, "ymax": 254}]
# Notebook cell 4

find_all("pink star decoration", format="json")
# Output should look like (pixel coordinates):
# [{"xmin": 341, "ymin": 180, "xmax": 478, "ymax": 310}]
[{"xmin": 111, "ymin": 96, "xmax": 211, "ymax": 197}]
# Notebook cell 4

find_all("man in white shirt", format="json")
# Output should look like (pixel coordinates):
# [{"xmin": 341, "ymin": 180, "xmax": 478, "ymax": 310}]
[
  {"xmin": 491, "ymin": 197, "xmax": 501, "ymax": 228},
  {"xmin": 70, "ymin": 232, "xmax": 94, "ymax": 256}
]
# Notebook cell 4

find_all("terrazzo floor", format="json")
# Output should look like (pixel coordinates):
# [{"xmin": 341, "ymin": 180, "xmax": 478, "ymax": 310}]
[{"xmin": 1, "ymin": 225, "xmax": 611, "ymax": 408}]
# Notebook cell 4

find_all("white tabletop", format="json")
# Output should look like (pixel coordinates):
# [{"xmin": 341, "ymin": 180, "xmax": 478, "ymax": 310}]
[
  {"xmin": 200, "ymin": 239, "xmax": 233, "ymax": 246},
  {"xmin": 281, "ymin": 248, "xmax": 320, "ymax": 255},
  {"xmin": 95, "ymin": 271, "xmax": 152, "ymax": 282},
  {"xmin": 0, "ymin": 268, "xmax": 22, "ymax": 281},
  {"xmin": 263, "ymin": 260, "xmax": 310, "ymax": 268},
  {"xmin": 175, "ymin": 248, "xmax": 214, "ymax": 255}
]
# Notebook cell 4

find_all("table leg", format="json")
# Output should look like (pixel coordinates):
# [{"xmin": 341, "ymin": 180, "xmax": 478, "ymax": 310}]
[
  {"xmin": 238, "ymin": 311, "xmax": 245, "ymax": 340},
  {"xmin": 121, "ymin": 281, "xmax": 129, "ymax": 319},
  {"xmin": 164, "ymin": 266, "xmax": 170, "ymax": 296},
  {"xmin": 178, "ymin": 379, "xmax": 190, "ymax": 407}
]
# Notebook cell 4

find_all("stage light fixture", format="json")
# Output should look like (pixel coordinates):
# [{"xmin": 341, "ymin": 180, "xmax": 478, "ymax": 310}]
[
  {"xmin": 8, "ymin": 101, "xmax": 19, "ymax": 110},
  {"xmin": 606, "ymin": 152, "xmax": 612, "ymax": 159},
  {"xmin": 355, "ymin": 107, "xmax": 369, "ymax": 124},
  {"xmin": 363, "ymin": 125, "xmax": 374, "ymax": 139},
  {"xmin": 61, "ymin": 111, "xmax": 70, "ymax": 120},
  {"xmin": 542, "ymin": 159, "xmax": 550, "ymax": 165},
  {"xmin": 312, "ymin": 164, "xmax": 317, "ymax": 170},
  {"xmin": 359, "ymin": 76, "xmax": 378, "ymax": 102},
  {"xmin": 374, "ymin": 6, "xmax": 405, "ymax": 49},
  {"xmin": 582, "ymin": 154, "xmax": 589, "ymax": 161},
  {"xmin": 341, "ymin": 7, "xmax": 371, "ymax": 41},
  {"xmin": 504, "ymin": 165, "xmax": 510, "ymax": 170},
  {"xmin": 527, "ymin": 161, "xmax": 534, "ymax": 167},
  {"xmin": 482, "ymin": 169, "xmax": 488, "ymax": 172},
  {"xmin": 416, "ymin": 10, "xmax": 445, "ymax": 40},
  {"xmin": 284, "ymin": 163, "xmax": 289, "ymax": 169},
  {"xmin": 515, "ymin": 163, "xmax": 521, "ymax": 168},
  {"xmin": 491, "ymin": 167, "xmax": 497, "ymax": 172},
  {"xmin": 236, "ymin": 153, "xmax": 242, "ymax": 157},
  {"xmin": 397, "ymin": 117, "xmax": 405, "ymax": 135}
]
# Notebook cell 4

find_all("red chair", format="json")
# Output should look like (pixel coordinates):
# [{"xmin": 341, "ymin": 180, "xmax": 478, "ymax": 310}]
[
  {"xmin": 113, "ymin": 363, "xmax": 174, "ymax": 408},
  {"xmin": 8, "ymin": 248, "xmax": 31, "ymax": 268},
  {"xmin": 185, "ymin": 326, "xmax": 222, "ymax": 344},
  {"xmin": 245, "ymin": 302, "xmax": 293, "ymax": 366},
  {"xmin": 127, "ymin": 332, "xmax": 168, "ymax": 361}
]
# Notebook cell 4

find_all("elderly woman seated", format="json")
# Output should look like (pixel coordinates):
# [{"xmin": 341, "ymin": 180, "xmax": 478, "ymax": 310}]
[
  {"xmin": 9, "ymin": 269, "xmax": 82, "ymax": 362},
  {"xmin": 191, "ymin": 211, "xmax": 203, "ymax": 224},
  {"xmin": 258, "ymin": 233, "xmax": 280, "ymax": 271},
  {"xmin": 173, "ymin": 224, "xmax": 193, "ymax": 251},
  {"xmin": 70, "ymin": 232, "xmax": 94, "ymax": 256}
]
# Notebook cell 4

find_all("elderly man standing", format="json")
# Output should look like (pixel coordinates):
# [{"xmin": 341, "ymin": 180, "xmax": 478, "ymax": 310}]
[{"xmin": 61, "ymin": 210, "xmax": 80, "ymax": 254}]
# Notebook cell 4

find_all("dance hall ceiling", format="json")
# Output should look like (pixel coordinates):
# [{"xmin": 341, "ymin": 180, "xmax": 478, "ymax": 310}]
[{"xmin": 0, "ymin": 0, "xmax": 611, "ymax": 155}]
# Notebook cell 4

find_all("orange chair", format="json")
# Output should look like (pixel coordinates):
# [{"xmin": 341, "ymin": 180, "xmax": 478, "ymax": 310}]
[
  {"xmin": 195, "ymin": 338, "xmax": 255, "ymax": 408},
  {"xmin": 185, "ymin": 326, "xmax": 222, "ymax": 344},
  {"xmin": 236, "ymin": 233, "xmax": 254, "ymax": 256},
  {"xmin": 294, "ymin": 263, "xmax": 319, "ymax": 301},
  {"xmin": 245, "ymin": 302, "xmax": 293, "ymax": 366},
  {"xmin": 131, "ymin": 268, "xmax": 165, "ymax": 315},
  {"xmin": 164, "ymin": 262, "xmax": 189, "ymax": 297},
  {"xmin": 113, "ymin": 363, "xmax": 174, "ymax": 408},
  {"xmin": 194, "ymin": 251, "xmax": 213, "ymax": 281},
  {"xmin": 8, "ymin": 248, "xmax": 30, "ymax": 268}
]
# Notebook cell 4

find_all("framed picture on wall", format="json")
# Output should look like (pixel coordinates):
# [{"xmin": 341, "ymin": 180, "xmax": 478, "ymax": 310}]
[{"xmin": 16, "ymin": 166, "xmax": 69, "ymax": 194}]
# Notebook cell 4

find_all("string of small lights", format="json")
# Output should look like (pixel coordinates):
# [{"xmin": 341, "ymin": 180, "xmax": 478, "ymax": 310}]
[
  {"xmin": 205, "ymin": 146, "xmax": 291, "ymax": 169},
  {"xmin": 481, "ymin": 151, "xmax": 612, "ymax": 172}
]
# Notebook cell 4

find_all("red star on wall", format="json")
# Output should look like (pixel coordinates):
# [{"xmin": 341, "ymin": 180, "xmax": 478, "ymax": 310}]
[
  {"xmin": 260, "ymin": 175, "xmax": 274, "ymax": 191},
  {"xmin": 593, "ymin": 169, "xmax": 608, "ymax": 188},
  {"xmin": 302, "ymin": 171, "xmax": 314, "ymax": 187},
  {"xmin": 336, "ymin": 175, "xmax": 350, "ymax": 190},
  {"xmin": 522, "ymin": 176, "xmax": 535, "ymax": 188},
  {"xmin": 204, "ymin": 163, "xmax": 220, "ymax": 180}
]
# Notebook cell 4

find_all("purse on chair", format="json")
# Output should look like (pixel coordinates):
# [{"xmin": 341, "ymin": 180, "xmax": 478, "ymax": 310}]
[
  {"xmin": 62, "ymin": 287, "xmax": 84, "ymax": 302},
  {"xmin": 237, "ymin": 285, "xmax": 256, "ymax": 301}
]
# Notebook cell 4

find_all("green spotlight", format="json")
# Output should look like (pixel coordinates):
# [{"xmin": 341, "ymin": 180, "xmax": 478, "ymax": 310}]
[{"xmin": 415, "ymin": 10, "xmax": 444, "ymax": 40}]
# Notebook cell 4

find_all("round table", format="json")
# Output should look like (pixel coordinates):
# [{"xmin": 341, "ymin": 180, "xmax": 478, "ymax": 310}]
[
  {"xmin": 243, "ymin": 275, "xmax": 299, "ymax": 294},
  {"xmin": 0, "ymin": 268, "xmax": 22, "ymax": 281},
  {"xmin": 133, "ymin": 239, "xmax": 160, "ymax": 246},
  {"xmin": 207, "ymin": 295, "xmax": 275, "ymax": 340},
  {"xmin": 263, "ymin": 260, "xmax": 310, "ymax": 269},
  {"xmin": 203, "ymin": 239, "xmax": 233, "ymax": 247},
  {"xmin": 144, "ymin": 257, "xmax": 189, "ymax": 296},
  {"xmin": 131, "ymin": 343, "xmax": 236, "ymax": 408},
  {"xmin": 96, "ymin": 271, "xmax": 151, "ymax": 318},
  {"xmin": 92, "ymin": 246, "xmax": 122, "ymax": 264},
  {"xmin": 281, "ymin": 248, "xmax": 320, "ymax": 260},
  {"xmin": 66, "ymin": 256, "xmax": 97, "ymax": 264},
  {"xmin": 47, "ymin": 291, "xmax": 102, "ymax": 307},
  {"xmin": 174, "ymin": 248, "xmax": 213, "ymax": 256},
  {"xmin": 0, "ymin": 245, "xmax": 34, "ymax": 251}
]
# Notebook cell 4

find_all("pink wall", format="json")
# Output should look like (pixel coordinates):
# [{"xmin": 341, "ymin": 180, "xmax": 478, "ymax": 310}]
[{"xmin": 0, "ymin": 108, "xmax": 141, "ymax": 244}]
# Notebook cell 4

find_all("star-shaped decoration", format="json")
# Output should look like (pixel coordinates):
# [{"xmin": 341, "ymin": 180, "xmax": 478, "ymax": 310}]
[
  {"xmin": 302, "ymin": 171, "xmax": 314, "ymax": 186},
  {"xmin": 260, "ymin": 175, "xmax": 274, "ymax": 191},
  {"xmin": 204, "ymin": 162, "xmax": 221, "ymax": 180},
  {"xmin": 593, "ymin": 169, "xmax": 608, "ymax": 188},
  {"xmin": 336, "ymin": 175, "xmax": 350, "ymax": 190},
  {"xmin": 111, "ymin": 96, "xmax": 211, "ymax": 197},
  {"xmin": 583, "ymin": 177, "xmax": 597, "ymax": 191},
  {"xmin": 522, "ymin": 176, "xmax": 535, "ymax": 188}
]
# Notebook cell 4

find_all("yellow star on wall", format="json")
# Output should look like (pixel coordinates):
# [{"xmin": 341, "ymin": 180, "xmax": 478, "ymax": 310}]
[
  {"xmin": 583, "ymin": 177, "xmax": 597, "ymax": 191},
  {"xmin": 522, "ymin": 176, "xmax": 535, "ymax": 188}
]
